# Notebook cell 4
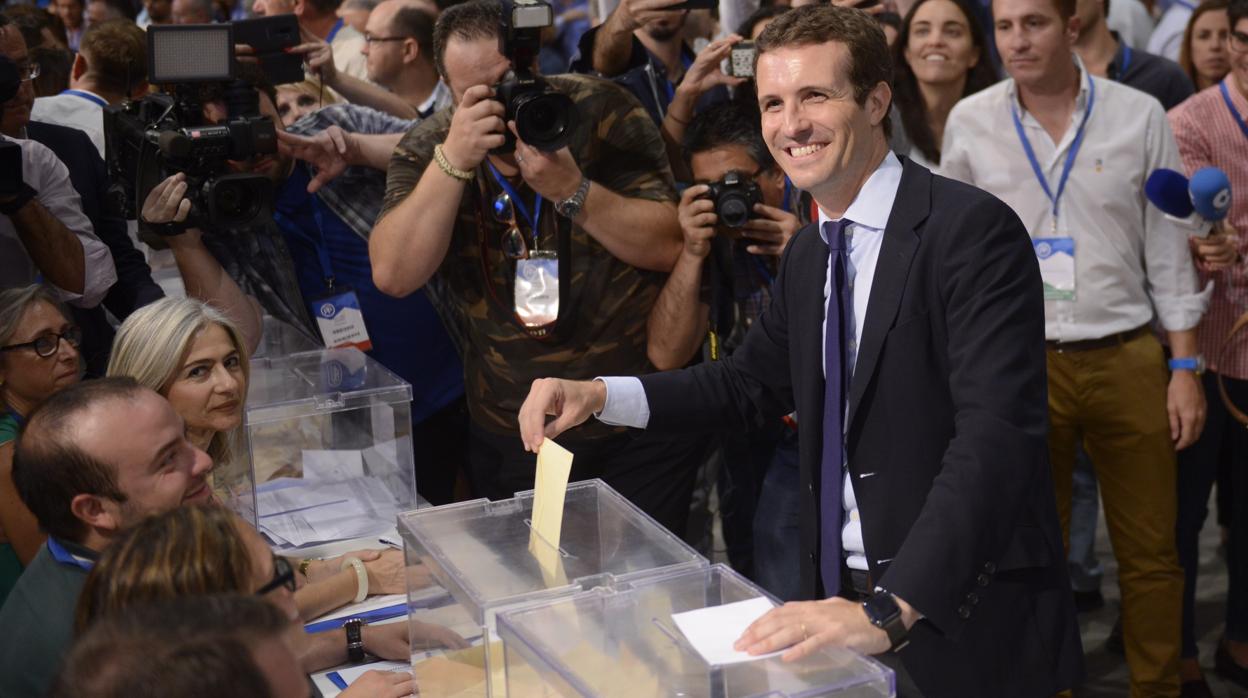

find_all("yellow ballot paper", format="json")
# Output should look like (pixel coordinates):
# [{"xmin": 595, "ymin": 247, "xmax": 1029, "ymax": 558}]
[{"xmin": 529, "ymin": 438, "xmax": 573, "ymax": 586}]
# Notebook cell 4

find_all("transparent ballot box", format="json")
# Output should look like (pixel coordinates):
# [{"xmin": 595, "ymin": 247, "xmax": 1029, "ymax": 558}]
[
  {"xmin": 495, "ymin": 564, "xmax": 895, "ymax": 697},
  {"xmin": 398, "ymin": 480, "xmax": 708, "ymax": 697},
  {"xmin": 229, "ymin": 347, "xmax": 418, "ymax": 553},
  {"xmin": 252, "ymin": 315, "xmax": 322, "ymax": 359}
]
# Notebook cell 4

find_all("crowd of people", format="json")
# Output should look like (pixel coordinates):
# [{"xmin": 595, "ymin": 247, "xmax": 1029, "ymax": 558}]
[{"xmin": 0, "ymin": 0, "xmax": 1246, "ymax": 693}]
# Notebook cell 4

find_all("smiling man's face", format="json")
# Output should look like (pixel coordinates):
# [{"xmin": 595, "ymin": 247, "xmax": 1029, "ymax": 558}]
[{"xmin": 756, "ymin": 41, "xmax": 888, "ymax": 199}]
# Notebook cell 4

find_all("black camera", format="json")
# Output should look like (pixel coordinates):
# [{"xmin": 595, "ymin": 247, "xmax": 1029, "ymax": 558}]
[
  {"xmin": 494, "ymin": 0, "xmax": 578, "ymax": 153},
  {"xmin": 104, "ymin": 24, "xmax": 279, "ymax": 232},
  {"xmin": 704, "ymin": 171, "xmax": 763, "ymax": 229}
]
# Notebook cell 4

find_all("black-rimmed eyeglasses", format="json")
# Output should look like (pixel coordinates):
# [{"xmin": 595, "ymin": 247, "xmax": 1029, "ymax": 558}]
[
  {"xmin": 256, "ymin": 555, "xmax": 297, "ymax": 595},
  {"xmin": 0, "ymin": 327, "xmax": 82, "ymax": 358}
]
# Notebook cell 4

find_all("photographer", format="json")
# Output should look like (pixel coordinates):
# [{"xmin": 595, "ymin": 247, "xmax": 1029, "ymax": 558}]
[
  {"xmin": 572, "ymin": 0, "xmax": 727, "ymax": 127},
  {"xmin": 371, "ymin": 0, "xmax": 703, "ymax": 532},
  {"xmin": 648, "ymin": 100, "xmax": 806, "ymax": 596},
  {"xmin": 139, "ymin": 70, "xmax": 467, "ymax": 504}
]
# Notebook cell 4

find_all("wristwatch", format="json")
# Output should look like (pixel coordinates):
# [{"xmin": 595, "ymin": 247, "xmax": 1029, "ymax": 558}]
[
  {"xmin": 555, "ymin": 176, "xmax": 590, "ymax": 219},
  {"xmin": 343, "ymin": 617, "xmax": 367, "ymax": 663},
  {"xmin": 1168, "ymin": 355, "xmax": 1206, "ymax": 374},
  {"xmin": 862, "ymin": 591, "xmax": 909, "ymax": 653}
]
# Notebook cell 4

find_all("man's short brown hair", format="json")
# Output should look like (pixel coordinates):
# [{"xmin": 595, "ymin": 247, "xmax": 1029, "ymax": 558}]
[
  {"xmin": 79, "ymin": 19, "xmax": 146, "ymax": 95},
  {"xmin": 755, "ymin": 4, "xmax": 893, "ymax": 134}
]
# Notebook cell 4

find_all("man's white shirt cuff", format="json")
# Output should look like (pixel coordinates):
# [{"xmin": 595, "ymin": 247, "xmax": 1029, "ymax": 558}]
[{"xmin": 593, "ymin": 376, "xmax": 650, "ymax": 429}]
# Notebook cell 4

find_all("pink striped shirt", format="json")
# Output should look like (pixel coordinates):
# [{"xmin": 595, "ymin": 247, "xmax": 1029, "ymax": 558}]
[{"xmin": 1168, "ymin": 77, "xmax": 1248, "ymax": 379}]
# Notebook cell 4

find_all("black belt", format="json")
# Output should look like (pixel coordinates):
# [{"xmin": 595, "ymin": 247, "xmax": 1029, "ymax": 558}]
[{"xmin": 1045, "ymin": 325, "xmax": 1149, "ymax": 353}]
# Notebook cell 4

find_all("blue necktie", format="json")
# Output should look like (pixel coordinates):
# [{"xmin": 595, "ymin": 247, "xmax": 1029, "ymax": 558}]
[{"xmin": 820, "ymin": 218, "xmax": 852, "ymax": 596}]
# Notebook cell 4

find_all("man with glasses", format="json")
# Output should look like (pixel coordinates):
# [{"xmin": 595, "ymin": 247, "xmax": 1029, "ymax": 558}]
[
  {"xmin": 0, "ymin": 378, "xmax": 215, "ymax": 698},
  {"xmin": 292, "ymin": 1, "xmax": 449, "ymax": 120},
  {"xmin": 1167, "ymin": 1, "xmax": 1248, "ymax": 691}
]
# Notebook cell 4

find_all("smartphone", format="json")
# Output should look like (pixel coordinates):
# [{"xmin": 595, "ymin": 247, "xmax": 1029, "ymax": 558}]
[
  {"xmin": 663, "ymin": 0, "xmax": 717, "ymax": 10},
  {"xmin": 727, "ymin": 41, "xmax": 756, "ymax": 78},
  {"xmin": 232, "ymin": 15, "xmax": 304, "ymax": 85},
  {"xmin": 853, "ymin": 0, "xmax": 882, "ymax": 8}
]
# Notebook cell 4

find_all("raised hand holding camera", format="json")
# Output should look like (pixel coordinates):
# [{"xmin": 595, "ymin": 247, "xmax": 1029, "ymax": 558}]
[
  {"xmin": 440, "ymin": 85, "xmax": 508, "ymax": 173},
  {"xmin": 510, "ymin": 122, "xmax": 584, "ymax": 204},
  {"xmin": 141, "ymin": 173, "xmax": 193, "ymax": 227},
  {"xmin": 677, "ymin": 184, "xmax": 717, "ymax": 260}
]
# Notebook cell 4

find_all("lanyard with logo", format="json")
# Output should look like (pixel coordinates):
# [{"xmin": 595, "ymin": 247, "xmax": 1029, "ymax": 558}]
[
  {"xmin": 273, "ymin": 187, "xmax": 372, "ymax": 351},
  {"xmin": 61, "ymin": 89, "xmax": 107, "ymax": 108},
  {"xmin": 47, "ymin": 537, "xmax": 94, "ymax": 572},
  {"xmin": 1221, "ymin": 82, "xmax": 1248, "ymax": 141},
  {"xmin": 1012, "ymin": 76, "xmax": 1095, "ymax": 300}
]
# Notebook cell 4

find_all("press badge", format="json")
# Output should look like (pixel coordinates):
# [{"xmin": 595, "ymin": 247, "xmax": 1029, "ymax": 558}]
[
  {"xmin": 515, "ymin": 250, "xmax": 559, "ymax": 327},
  {"xmin": 310, "ymin": 288, "xmax": 373, "ymax": 351},
  {"xmin": 1033, "ymin": 237, "xmax": 1076, "ymax": 301}
]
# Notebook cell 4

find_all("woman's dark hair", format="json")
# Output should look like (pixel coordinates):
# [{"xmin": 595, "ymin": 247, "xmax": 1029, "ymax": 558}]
[
  {"xmin": 891, "ymin": 0, "xmax": 998, "ymax": 164},
  {"xmin": 737, "ymin": 5, "xmax": 790, "ymax": 39}
]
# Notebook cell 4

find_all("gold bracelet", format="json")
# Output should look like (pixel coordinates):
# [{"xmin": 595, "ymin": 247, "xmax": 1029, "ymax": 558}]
[{"xmin": 434, "ymin": 144, "xmax": 474, "ymax": 181}]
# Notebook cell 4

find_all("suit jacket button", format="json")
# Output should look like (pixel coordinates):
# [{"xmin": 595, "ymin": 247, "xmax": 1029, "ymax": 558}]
[
  {"xmin": 808, "ymin": 483, "xmax": 815, "ymax": 494},
  {"xmin": 967, "ymin": 593, "xmax": 979, "ymax": 606},
  {"xmin": 983, "ymin": 562, "xmax": 996, "ymax": 574},
  {"xmin": 977, "ymin": 574, "xmax": 989, "ymax": 587},
  {"xmin": 958, "ymin": 605, "xmax": 971, "ymax": 619},
  {"xmin": 809, "ymin": 552, "xmax": 816, "ymax": 564}
]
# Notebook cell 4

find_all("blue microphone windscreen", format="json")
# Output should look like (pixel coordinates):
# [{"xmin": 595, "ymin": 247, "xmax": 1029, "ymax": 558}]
[
  {"xmin": 1145, "ymin": 168, "xmax": 1194, "ymax": 218},
  {"xmin": 1190, "ymin": 167, "xmax": 1231, "ymax": 222}
]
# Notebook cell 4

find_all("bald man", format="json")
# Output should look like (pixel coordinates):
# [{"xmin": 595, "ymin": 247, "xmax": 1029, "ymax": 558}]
[{"xmin": 362, "ymin": 0, "xmax": 448, "ymax": 117}]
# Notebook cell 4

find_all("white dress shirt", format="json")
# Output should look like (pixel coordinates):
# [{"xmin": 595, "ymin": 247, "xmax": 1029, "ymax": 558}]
[
  {"xmin": 941, "ymin": 56, "xmax": 1208, "ymax": 342},
  {"xmin": 598, "ymin": 152, "xmax": 905, "ymax": 574},
  {"xmin": 0, "ymin": 136, "xmax": 115, "ymax": 307},
  {"xmin": 1147, "ymin": 3, "xmax": 1191, "ymax": 62},
  {"xmin": 31, "ymin": 90, "xmax": 107, "ymax": 158}
]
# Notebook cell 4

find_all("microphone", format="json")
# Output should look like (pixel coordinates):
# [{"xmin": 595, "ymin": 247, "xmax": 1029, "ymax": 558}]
[
  {"xmin": 1190, "ymin": 167, "xmax": 1232, "ymax": 223},
  {"xmin": 1144, "ymin": 167, "xmax": 1233, "ymax": 237}
]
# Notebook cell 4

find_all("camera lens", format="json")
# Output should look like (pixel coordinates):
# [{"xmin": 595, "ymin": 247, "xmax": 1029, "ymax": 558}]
[
  {"xmin": 214, "ymin": 179, "xmax": 257, "ymax": 221},
  {"xmin": 718, "ymin": 192, "xmax": 751, "ymax": 229},
  {"xmin": 515, "ymin": 91, "xmax": 577, "ymax": 152}
]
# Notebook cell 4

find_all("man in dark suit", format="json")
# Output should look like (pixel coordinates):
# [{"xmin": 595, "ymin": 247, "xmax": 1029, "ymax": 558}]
[{"xmin": 518, "ymin": 4, "xmax": 1083, "ymax": 695}]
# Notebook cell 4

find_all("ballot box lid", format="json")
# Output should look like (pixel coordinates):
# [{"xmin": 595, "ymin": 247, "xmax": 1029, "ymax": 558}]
[
  {"xmin": 245, "ymin": 347, "xmax": 413, "ymax": 424},
  {"xmin": 494, "ymin": 563, "xmax": 895, "ymax": 697},
  {"xmin": 398, "ymin": 479, "xmax": 708, "ymax": 627}
]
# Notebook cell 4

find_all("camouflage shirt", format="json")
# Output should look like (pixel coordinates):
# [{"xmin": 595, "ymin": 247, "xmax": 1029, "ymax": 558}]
[{"xmin": 380, "ymin": 74, "xmax": 676, "ymax": 440}]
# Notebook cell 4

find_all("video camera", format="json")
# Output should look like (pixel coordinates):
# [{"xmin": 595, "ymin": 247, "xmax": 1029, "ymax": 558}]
[
  {"xmin": 704, "ymin": 171, "xmax": 762, "ymax": 229},
  {"xmin": 104, "ymin": 24, "xmax": 285, "ymax": 232},
  {"xmin": 495, "ymin": 0, "xmax": 579, "ymax": 153}
]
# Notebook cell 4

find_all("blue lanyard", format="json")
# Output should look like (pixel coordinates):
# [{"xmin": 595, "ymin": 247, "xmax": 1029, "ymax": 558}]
[
  {"xmin": 47, "ymin": 537, "xmax": 94, "ymax": 572},
  {"xmin": 61, "ymin": 89, "xmax": 106, "ymax": 107},
  {"xmin": 782, "ymin": 177, "xmax": 794, "ymax": 215},
  {"xmin": 486, "ymin": 162, "xmax": 542, "ymax": 246},
  {"xmin": 1220, "ymin": 82, "xmax": 1248, "ymax": 141},
  {"xmin": 273, "ymin": 182, "xmax": 337, "ymax": 289},
  {"xmin": 1118, "ymin": 45, "xmax": 1133, "ymax": 76},
  {"xmin": 1174, "ymin": 0, "xmax": 1195, "ymax": 9},
  {"xmin": 325, "ymin": 18, "xmax": 344, "ymax": 44},
  {"xmin": 1010, "ymin": 75, "xmax": 1096, "ymax": 223}
]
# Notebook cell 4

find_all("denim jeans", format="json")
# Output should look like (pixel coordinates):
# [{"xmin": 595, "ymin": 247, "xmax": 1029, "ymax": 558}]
[{"xmin": 1067, "ymin": 446, "xmax": 1104, "ymax": 594}]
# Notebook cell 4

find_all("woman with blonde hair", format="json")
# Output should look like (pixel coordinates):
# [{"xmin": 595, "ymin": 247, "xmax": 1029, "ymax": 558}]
[
  {"xmin": 106, "ymin": 298, "xmax": 412, "ymax": 620},
  {"xmin": 107, "ymin": 297, "xmax": 248, "ymax": 474}
]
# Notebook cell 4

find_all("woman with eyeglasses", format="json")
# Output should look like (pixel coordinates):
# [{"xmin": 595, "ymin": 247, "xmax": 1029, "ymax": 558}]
[
  {"xmin": 0, "ymin": 285, "xmax": 82, "ymax": 607},
  {"xmin": 76, "ymin": 505, "xmax": 465, "ymax": 696}
]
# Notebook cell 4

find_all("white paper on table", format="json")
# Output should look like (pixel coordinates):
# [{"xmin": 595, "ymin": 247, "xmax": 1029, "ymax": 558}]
[
  {"xmin": 371, "ymin": 402, "xmax": 396, "ymax": 442},
  {"xmin": 303, "ymin": 450, "xmax": 366, "ymax": 481},
  {"xmin": 332, "ymin": 660, "xmax": 410, "ymax": 686},
  {"xmin": 362, "ymin": 438, "xmax": 400, "ymax": 473},
  {"xmin": 256, "ymin": 477, "xmax": 398, "ymax": 548},
  {"xmin": 671, "ymin": 597, "xmax": 786, "ymax": 665}
]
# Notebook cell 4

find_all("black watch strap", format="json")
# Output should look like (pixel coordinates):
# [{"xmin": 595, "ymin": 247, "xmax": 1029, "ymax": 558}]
[
  {"xmin": 344, "ymin": 617, "xmax": 366, "ymax": 663},
  {"xmin": 862, "ymin": 592, "xmax": 909, "ymax": 653}
]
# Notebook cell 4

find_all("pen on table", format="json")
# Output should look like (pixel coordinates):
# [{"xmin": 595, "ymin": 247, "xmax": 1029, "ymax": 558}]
[{"xmin": 379, "ymin": 538, "xmax": 402, "ymax": 550}]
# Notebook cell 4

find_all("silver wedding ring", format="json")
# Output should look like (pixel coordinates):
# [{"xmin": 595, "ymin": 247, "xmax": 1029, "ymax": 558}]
[{"xmin": 516, "ymin": 152, "xmax": 525, "ymax": 164}]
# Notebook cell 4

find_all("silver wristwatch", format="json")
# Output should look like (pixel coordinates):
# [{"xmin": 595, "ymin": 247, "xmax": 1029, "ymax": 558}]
[{"xmin": 555, "ymin": 176, "xmax": 590, "ymax": 219}]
